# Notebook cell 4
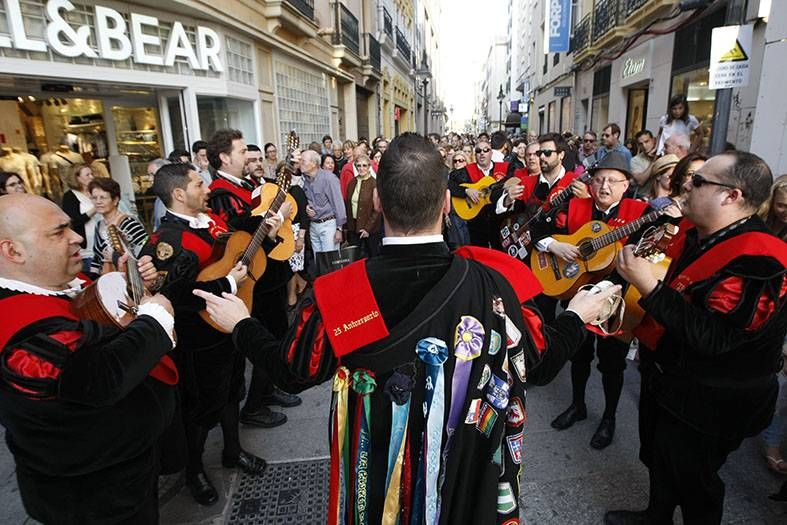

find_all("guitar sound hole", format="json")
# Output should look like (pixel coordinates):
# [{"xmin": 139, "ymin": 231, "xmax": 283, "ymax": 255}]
[{"xmin": 578, "ymin": 241, "xmax": 595, "ymax": 260}]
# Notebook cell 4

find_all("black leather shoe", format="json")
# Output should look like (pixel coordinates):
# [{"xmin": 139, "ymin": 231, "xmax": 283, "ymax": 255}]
[
  {"xmin": 240, "ymin": 406, "xmax": 287, "ymax": 428},
  {"xmin": 185, "ymin": 471, "xmax": 218, "ymax": 506},
  {"xmin": 223, "ymin": 449, "xmax": 267, "ymax": 476},
  {"xmin": 259, "ymin": 387, "xmax": 303, "ymax": 407},
  {"xmin": 550, "ymin": 403, "xmax": 587, "ymax": 430},
  {"xmin": 590, "ymin": 417, "xmax": 616, "ymax": 449},
  {"xmin": 603, "ymin": 510, "xmax": 649, "ymax": 525}
]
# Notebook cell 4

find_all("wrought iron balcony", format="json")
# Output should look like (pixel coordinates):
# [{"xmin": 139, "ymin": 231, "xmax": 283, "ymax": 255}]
[
  {"xmin": 592, "ymin": 0, "xmax": 625, "ymax": 42},
  {"xmin": 571, "ymin": 13, "xmax": 592, "ymax": 54},
  {"xmin": 395, "ymin": 27, "xmax": 411, "ymax": 63},
  {"xmin": 383, "ymin": 8, "xmax": 393, "ymax": 40},
  {"xmin": 333, "ymin": 2, "xmax": 360, "ymax": 56},
  {"xmin": 625, "ymin": 0, "xmax": 649, "ymax": 16},
  {"xmin": 365, "ymin": 33, "xmax": 381, "ymax": 73},
  {"xmin": 285, "ymin": 0, "xmax": 314, "ymax": 20}
]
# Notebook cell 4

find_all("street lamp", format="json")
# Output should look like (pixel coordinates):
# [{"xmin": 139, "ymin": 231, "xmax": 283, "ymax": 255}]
[
  {"xmin": 497, "ymin": 85, "xmax": 505, "ymax": 131},
  {"xmin": 414, "ymin": 50, "xmax": 431, "ymax": 136}
]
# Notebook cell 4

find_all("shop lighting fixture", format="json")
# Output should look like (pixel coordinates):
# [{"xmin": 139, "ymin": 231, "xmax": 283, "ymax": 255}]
[
  {"xmin": 16, "ymin": 96, "xmax": 23, "ymax": 103},
  {"xmin": 28, "ymin": 96, "xmax": 35, "ymax": 101}
]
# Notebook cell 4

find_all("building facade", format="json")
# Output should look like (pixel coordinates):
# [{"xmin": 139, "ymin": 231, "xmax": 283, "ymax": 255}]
[
  {"xmin": 515, "ymin": 0, "xmax": 773, "ymax": 157},
  {"xmin": 0, "ymin": 0, "xmax": 433, "ymax": 218}
]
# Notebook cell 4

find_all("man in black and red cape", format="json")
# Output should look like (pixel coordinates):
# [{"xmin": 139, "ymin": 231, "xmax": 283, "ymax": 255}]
[
  {"xmin": 195, "ymin": 133, "xmax": 619, "ymax": 524},
  {"xmin": 608, "ymin": 151, "xmax": 787, "ymax": 524}
]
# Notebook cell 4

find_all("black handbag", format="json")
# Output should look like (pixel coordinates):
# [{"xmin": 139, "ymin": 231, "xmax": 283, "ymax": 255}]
[{"xmin": 315, "ymin": 244, "xmax": 362, "ymax": 276}]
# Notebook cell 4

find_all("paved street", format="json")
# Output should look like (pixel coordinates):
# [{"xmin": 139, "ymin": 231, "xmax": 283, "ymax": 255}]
[{"xmin": 1, "ymin": 356, "xmax": 785, "ymax": 524}]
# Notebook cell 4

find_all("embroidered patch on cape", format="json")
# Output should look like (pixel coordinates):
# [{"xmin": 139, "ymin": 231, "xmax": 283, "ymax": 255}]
[
  {"xmin": 478, "ymin": 364, "xmax": 492, "ymax": 390},
  {"xmin": 465, "ymin": 398, "xmax": 483, "ymax": 424},
  {"xmin": 489, "ymin": 330, "xmax": 502, "ymax": 355},
  {"xmin": 476, "ymin": 402, "xmax": 498, "ymax": 436},
  {"xmin": 506, "ymin": 397, "xmax": 526, "ymax": 427},
  {"xmin": 497, "ymin": 482, "xmax": 517, "ymax": 514},
  {"xmin": 507, "ymin": 432, "xmax": 523, "ymax": 464},
  {"xmin": 510, "ymin": 350, "xmax": 527, "ymax": 382},
  {"xmin": 486, "ymin": 374, "xmax": 510, "ymax": 410}
]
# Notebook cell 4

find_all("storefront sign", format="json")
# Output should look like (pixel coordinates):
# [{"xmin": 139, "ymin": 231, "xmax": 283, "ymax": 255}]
[
  {"xmin": 622, "ymin": 58, "xmax": 646, "ymax": 80},
  {"xmin": 554, "ymin": 86, "xmax": 571, "ymax": 97},
  {"xmin": 709, "ymin": 24, "xmax": 753, "ymax": 90},
  {"xmin": 0, "ymin": 0, "xmax": 224, "ymax": 72},
  {"xmin": 544, "ymin": 0, "xmax": 572, "ymax": 53}
]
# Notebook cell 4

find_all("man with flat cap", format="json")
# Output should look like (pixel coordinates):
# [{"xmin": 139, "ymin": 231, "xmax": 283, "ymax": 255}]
[{"xmin": 531, "ymin": 152, "xmax": 651, "ymax": 450}]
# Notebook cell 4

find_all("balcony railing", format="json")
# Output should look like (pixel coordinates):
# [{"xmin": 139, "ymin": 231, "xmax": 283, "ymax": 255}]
[
  {"xmin": 285, "ymin": 0, "xmax": 314, "ymax": 20},
  {"xmin": 625, "ymin": 0, "xmax": 649, "ymax": 16},
  {"xmin": 383, "ymin": 8, "xmax": 393, "ymax": 39},
  {"xmin": 366, "ymin": 33, "xmax": 381, "ymax": 72},
  {"xmin": 571, "ymin": 13, "xmax": 592, "ymax": 54},
  {"xmin": 592, "ymin": 0, "xmax": 625, "ymax": 41},
  {"xmin": 333, "ymin": 3, "xmax": 360, "ymax": 55},
  {"xmin": 395, "ymin": 27, "xmax": 411, "ymax": 63}
]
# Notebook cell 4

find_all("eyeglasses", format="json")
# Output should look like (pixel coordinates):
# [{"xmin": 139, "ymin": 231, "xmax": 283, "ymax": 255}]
[
  {"xmin": 690, "ymin": 173, "xmax": 739, "ymax": 191},
  {"xmin": 583, "ymin": 138, "xmax": 596, "ymax": 143},
  {"xmin": 591, "ymin": 177, "xmax": 628, "ymax": 187},
  {"xmin": 537, "ymin": 149, "xmax": 556, "ymax": 157},
  {"xmin": 453, "ymin": 158, "xmax": 466, "ymax": 164},
  {"xmin": 475, "ymin": 147, "xmax": 491, "ymax": 154},
  {"xmin": 356, "ymin": 163, "xmax": 369, "ymax": 168}
]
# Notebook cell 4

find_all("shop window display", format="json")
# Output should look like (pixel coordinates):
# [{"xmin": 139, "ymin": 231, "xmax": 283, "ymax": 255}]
[{"xmin": 670, "ymin": 69, "xmax": 714, "ymax": 149}]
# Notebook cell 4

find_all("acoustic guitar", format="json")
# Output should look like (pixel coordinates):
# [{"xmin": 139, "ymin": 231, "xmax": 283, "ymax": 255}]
[
  {"xmin": 499, "ymin": 172, "xmax": 592, "ymax": 260},
  {"xmin": 530, "ymin": 200, "xmax": 676, "ymax": 299},
  {"xmin": 72, "ymin": 225, "xmax": 146, "ymax": 328},
  {"xmin": 254, "ymin": 183, "xmax": 298, "ymax": 261},
  {"xmin": 197, "ymin": 170, "xmax": 292, "ymax": 333},
  {"xmin": 616, "ymin": 223, "xmax": 678, "ymax": 342},
  {"xmin": 451, "ymin": 176, "xmax": 519, "ymax": 221}
]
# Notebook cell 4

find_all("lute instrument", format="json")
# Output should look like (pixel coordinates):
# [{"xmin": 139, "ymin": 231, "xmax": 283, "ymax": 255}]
[
  {"xmin": 451, "ymin": 175, "xmax": 520, "ymax": 221},
  {"xmin": 500, "ymin": 171, "xmax": 592, "ymax": 260},
  {"xmin": 197, "ymin": 169, "xmax": 292, "ymax": 333},
  {"xmin": 531, "ymin": 199, "xmax": 677, "ymax": 299},
  {"xmin": 616, "ymin": 223, "xmax": 678, "ymax": 342},
  {"xmin": 72, "ymin": 225, "xmax": 146, "ymax": 328}
]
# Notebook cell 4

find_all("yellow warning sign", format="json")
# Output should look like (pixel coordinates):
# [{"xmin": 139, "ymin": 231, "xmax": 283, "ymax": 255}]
[{"xmin": 719, "ymin": 40, "xmax": 748, "ymax": 62}]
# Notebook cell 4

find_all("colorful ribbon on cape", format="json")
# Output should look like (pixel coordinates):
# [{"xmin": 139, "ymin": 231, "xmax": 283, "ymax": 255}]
[
  {"xmin": 329, "ymin": 367, "xmax": 351, "ymax": 525},
  {"xmin": 351, "ymin": 370, "xmax": 376, "ymax": 525},
  {"xmin": 382, "ymin": 367, "xmax": 415, "ymax": 525},
  {"xmin": 413, "ymin": 337, "xmax": 448, "ymax": 525}
]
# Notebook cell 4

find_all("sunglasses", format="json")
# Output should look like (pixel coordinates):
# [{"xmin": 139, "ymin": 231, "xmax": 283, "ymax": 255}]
[
  {"xmin": 356, "ymin": 163, "xmax": 369, "ymax": 168},
  {"xmin": 537, "ymin": 149, "xmax": 556, "ymax": 157},
  {"xmin": 690, "ymin": 173, "xmax": 738, "ymax": 192},
  {"xmin": 475, "ymin": 147, "xmax": 491, "ymax": 154},
  {"xmin": 591, "ymin": 177, "xmax": 628, "ymax": 186},
  {"xmin": 453, "ymin": 158, "xmax": 466, "ymax": 164},
  {"xmin": 583, "ymin": 138, "xmax": 596, "ymax": 143}
]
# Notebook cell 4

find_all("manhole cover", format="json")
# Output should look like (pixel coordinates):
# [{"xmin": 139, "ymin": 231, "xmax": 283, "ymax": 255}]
[{"xmin": 227, "ymin": 458, "xmax": 330, "ymax": 524}]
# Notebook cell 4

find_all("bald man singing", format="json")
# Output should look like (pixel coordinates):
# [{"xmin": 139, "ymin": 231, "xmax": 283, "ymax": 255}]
[{"xmin": 0, "ymin": 194, "xmax": 178, "ymax": 524}]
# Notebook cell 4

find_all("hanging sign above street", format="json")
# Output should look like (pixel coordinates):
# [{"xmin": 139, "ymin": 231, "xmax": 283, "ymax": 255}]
[
  {"xmin": 544, "ymin": 0, "xmax": 572, "ymax": 54},
  {"xmin": 709, "ymin": 24, "xmax": 753, "ymax": 90}
]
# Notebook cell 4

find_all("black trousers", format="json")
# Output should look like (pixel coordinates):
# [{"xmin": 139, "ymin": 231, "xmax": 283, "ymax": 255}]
[
  {"xmin": 569, "ymin": 333, "xmax": 629, "ymax": 417},
  {"xmin": 244, "ymin": 283, "xmax": 290, "ymax": 414},
  {"xmin": 346, "ymin": 230, "xmax": 381, "ymax": 258},
  {"xmin": 639, "ymin": 379, "xmax": 741, "ymax": 524}
]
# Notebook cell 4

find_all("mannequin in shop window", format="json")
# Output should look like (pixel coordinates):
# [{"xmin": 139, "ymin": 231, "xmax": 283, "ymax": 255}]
[
  {"xmin": 40, "ymin": 137, "xmax": 83, "ymax": 202},
  {"xmin": 9, "ymin": 147, "xmax": 42, "ymax": 194}
]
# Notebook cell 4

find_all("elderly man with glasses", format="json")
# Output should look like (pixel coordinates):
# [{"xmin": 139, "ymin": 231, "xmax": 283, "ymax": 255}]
[
  {"xmin": 607, "ymin": 152, "xmax": 787, "ymax": 524},
  {"xmin": 447, "ymin": 138, "xmax": 509, "ymax": 248},
  {"xmin": 532, "ymin": 151, "xmax": 651, "ymax": 451}
]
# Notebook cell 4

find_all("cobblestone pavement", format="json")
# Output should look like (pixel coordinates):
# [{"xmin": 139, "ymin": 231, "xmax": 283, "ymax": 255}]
[{"xmin": 1, "ymin": 360, "xmax": 785, "ymax": 524}]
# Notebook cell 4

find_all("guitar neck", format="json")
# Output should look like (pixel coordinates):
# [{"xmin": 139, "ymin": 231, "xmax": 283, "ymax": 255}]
[
  {"xmin": 240, "ymin": 189, "xmax": 286, "ymax": 265},
  {"xmin": 590, "ymin": 209, "xmax": 662, "ymax": 251}
]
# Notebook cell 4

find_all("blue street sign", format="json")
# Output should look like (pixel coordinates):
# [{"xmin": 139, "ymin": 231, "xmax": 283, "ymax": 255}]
[{"xmin": 545, "ymin": 0, "xmax": 572, "ymax": 53}]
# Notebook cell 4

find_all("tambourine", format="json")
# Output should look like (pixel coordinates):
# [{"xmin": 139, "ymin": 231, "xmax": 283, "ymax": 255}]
[{"xmin": 578, "ymin": 280, "xmax": 625, "ymax": 336}]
